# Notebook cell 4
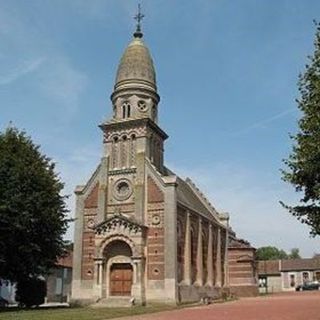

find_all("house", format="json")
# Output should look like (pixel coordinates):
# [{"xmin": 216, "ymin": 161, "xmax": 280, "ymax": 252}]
[
  {"xmin": 0, "ymin": 252, "xmax": 73, "ymax": 305},
  {"xmin": 45, "ymin": 252, "xmax": 73, "ymax": 303},
  {"xmin": 258, "ymin": 258, "xmax": 320, "ymax": 293}
]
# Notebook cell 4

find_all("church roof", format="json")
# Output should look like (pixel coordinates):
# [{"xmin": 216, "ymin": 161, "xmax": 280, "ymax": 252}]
[
  {"xmin": 176, "ymin": 176, "xmax": 219, "ymax": 221},
  {"xmin": 114, "ymin": 35, "xmax": 157, "ymax": 93},
  {"xmin": 161, "ymin": 166, "xmax": 222, "ymax": 223}
]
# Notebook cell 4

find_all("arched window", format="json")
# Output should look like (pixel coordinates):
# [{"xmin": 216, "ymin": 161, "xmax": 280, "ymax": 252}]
[
  {"xmin": 112, "ymin": 136, "xmax": 119, "ymax": 168},
  {"xmin": 130, "ymin": 134, "xmax": 136, "ymax": 167},
  {"xmin": 122, "ymin": 103, "xmax": 131, "ymax": 119},
  {"xmin": 121, "ymin": 135, "xmax": 127, "ymax": 168}
]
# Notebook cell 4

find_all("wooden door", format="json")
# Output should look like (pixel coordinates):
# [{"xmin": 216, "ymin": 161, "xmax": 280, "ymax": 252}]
[{"xmin": 110, "ymin": 263, "xmax": 133, "ymax": 296}]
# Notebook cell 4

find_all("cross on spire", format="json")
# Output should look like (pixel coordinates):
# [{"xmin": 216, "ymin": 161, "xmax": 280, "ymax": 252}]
[{"xmin": 133, "ymin": 4, "xmax": 144, "ymax": 38}]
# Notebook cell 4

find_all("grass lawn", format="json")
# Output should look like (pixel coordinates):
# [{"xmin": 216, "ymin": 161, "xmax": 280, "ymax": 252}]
[{"xmin": 0, "ymin": 304, "xmax": 180, "ymax": 320}]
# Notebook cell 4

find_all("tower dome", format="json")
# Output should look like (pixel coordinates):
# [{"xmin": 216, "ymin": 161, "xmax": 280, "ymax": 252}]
[{"xmin": 113, "ymin": 33, "xmax": 158, "ymax": 97}]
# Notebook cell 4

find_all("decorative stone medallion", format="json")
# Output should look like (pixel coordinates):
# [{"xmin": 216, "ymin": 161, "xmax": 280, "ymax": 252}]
[
  {"xmin": 151, "ymin": 214, "xmax": 160, "ymax": 225},
  {"xmin": 113, "ymin": 179, "xmax": 133, "ymax": 201},
  {"xmin": 87, "ymin": 219, "xmax": 95, "ymax": 228}
]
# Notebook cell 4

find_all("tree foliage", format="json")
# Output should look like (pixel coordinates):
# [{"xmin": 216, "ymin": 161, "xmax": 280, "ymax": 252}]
[
  {"xmin": 281, "ymin": 22, "xmax": 320, "ymax": 236},
  {"xmin": 256, "ymin": 246, "xmax": 288, "ymax": 261},
  {"xmin": 256, "ymin": 246, "xmax": 302, "ymax": 260},
  {"xmin": 288, "ymin": 248, "xmax": 301, "ymax": 259},
  {"xmin": 0, "ymin": 127, "xmax": 69, "ymax": 282}
]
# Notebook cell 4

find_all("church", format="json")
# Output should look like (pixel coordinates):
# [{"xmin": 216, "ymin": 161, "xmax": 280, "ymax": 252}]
[{"xmin": 72, "ymin": 13, "xmax": 257, "ymax": 305}]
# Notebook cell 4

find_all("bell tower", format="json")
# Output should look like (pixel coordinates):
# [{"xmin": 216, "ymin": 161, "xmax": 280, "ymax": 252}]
[{"xmin": 100, "ymin": 8, "xmax": 167, "ymax": 174}]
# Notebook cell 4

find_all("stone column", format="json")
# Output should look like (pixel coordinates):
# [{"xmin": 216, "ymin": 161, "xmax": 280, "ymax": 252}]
[
  {"xmin": 182, "ymin": 211, "xmax": 192, "ymax": 285},
  {"xmin": 71, "ymin": 192, "xmax": 84, "ymax": 299},
  {"xmin": 94, "ymin": 260, "xmax": 99, "ymax": 285},
  {"xmin": 163, "ymin": 177, "xmax": 178, "ymax": 303},
  {"xmin": 195, "ymin": 218, "xmax": 203, "ymax": 286},
  {"xmin": 206, "ymin": 224, "xmax": 213, "ymax": 286},
  {"xmin": 131, "ymin": 256, "xmax": 145, "ymax": 305},
  {"xmin": 215, "ymin": 227, "xmax": 222, "ymax": 287},
  {"xmin": 98, "ymin": 261, "xmax": 103, "ymax": 285},
  {"xmin": 93, "ymin": 258, "xmax": 104, "ymax": 297}
]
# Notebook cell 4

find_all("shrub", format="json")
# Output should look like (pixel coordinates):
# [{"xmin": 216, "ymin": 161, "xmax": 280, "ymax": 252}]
[{"xmin": 16, "ymin": 277, "xmax": 47, "ymax": 307}]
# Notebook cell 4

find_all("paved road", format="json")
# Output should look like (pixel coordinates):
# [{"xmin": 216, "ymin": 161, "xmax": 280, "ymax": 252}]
[{"xmin": 117, "ymin": 291, "xmax": 320, "ymax": 320}]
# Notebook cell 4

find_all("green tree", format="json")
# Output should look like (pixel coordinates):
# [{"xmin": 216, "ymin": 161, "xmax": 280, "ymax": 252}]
[
  {"xmin": 288, "ymin": 248, "xmax": 301, "ymax": 259},
  {"xmin": 281, "ymin": 22, "xmax": 320, "ymax": 236},
  {"xmin": 256, "ymin": 246, "xmax": 288, "ymax": 261},
  {"xmin": 0, "ymin": 127, "xmax": 69, "ymax": 282}
]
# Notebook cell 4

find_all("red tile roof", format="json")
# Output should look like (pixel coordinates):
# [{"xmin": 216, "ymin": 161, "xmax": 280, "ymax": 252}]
[
  {"xmin": 258, "ymin": 260, "xmax": 280, "ymax": 275},
  {"xmin": 281, "ymin": 258, "xmax": 320, "ymax": 271},
  {"xmin": 258, "ymin": 258, "xmax": 320, "ymax": 275},
  {"xmin": 56, "ymin": 251, "xmax": 73, "ymax": 268}
]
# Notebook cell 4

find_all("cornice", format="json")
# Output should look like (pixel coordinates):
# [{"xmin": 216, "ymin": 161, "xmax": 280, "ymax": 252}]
[{"xmin": 99, "ymin": 117, "xmax": 168, "ymax": 140}]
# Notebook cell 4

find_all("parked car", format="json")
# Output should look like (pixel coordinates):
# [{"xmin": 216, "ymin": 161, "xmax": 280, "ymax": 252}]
[
  {"xmin": 0, "ymin": 296, "xmax": 8, "ymax": 308},
  {"xmin": 296, "ymin": 281, "xmax": 320, "ymax": 291}
]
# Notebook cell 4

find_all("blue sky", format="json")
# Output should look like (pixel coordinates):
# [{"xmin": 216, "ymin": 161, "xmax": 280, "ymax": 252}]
[{"xmin": 1, "ymin": 0, "xmax": 319, "ymax": 257}]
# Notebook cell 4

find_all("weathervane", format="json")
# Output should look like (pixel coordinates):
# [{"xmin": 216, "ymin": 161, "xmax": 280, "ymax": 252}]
[{"xmin": 133, "ymin": 4, "xmax": 144, "ymax": 38}]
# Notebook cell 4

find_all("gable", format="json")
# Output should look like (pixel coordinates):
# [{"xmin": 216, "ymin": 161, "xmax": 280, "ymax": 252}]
[{"xmin": 147, "ymin": 176, "xmax": 164, "ymax": 203}]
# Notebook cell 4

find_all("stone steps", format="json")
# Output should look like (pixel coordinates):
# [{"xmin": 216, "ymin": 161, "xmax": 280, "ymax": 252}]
[{"xmin": 92, "ymin": 296, "xmax": 133, "ymax": 308}]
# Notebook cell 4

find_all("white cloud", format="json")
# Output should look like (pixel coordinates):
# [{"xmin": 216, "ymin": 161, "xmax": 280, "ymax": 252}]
[
  {"xmin": 0, "ymin": 57, "xmax": 45, "ymax": 85},
  {"xmin": 231, "ymin": 108, "xmax": 297, "ymax": 136},
  {"xmin": 0, "ymin": 2, "xmax": 88, "ymax": 120}
]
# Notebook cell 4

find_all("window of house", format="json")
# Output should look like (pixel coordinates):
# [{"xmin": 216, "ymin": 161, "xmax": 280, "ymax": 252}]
[
  {"xmin": 55, "ymin": 278, "xmax": 62, "ymax": 295},
  {"xmin": 290, "ymin": 274, "xmax": 296, "ymax": 287},
  {"xmin": 259, "ymin": 277, "xmax": 267, "ymax": 288}
]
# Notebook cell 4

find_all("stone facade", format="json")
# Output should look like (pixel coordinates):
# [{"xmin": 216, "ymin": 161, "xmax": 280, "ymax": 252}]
[{"xmin": 71, "ymin": 25, "xmax": 257, "ymax": 305}]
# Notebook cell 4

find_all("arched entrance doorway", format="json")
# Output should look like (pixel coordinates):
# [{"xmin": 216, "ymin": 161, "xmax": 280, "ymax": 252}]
[{"xmin": 103, "ymin": 240, "xmax": 134, "ymax": 297}]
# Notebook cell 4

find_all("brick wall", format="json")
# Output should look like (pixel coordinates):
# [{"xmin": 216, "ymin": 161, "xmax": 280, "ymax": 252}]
[
  {"xmin": 147, "ymin": 176, "xmax": 164, "ymax": 203},
  {"xmin": 228, "ymin": 246, "xmax": 258, "ymax": 297}
]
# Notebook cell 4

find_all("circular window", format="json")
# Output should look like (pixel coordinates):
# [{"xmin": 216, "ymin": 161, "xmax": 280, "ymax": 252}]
[
  {"xmin": 113, "ymin": 179, "xmax": 133, "ymax": 201},
  {"xmin": 137, "ymin": 100, "xmax": 148, "ymax": 112}
]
